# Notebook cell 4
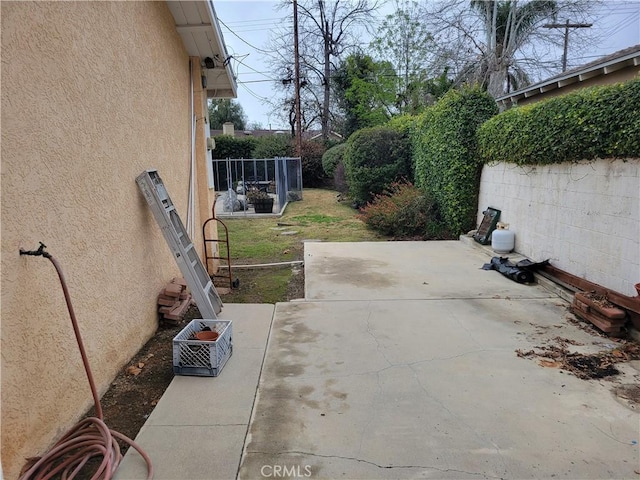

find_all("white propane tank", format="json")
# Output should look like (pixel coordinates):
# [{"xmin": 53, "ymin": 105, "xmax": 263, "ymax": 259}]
[{"xmin": 492, "ymin": 222, "xmax": 515, "ymax": 253}]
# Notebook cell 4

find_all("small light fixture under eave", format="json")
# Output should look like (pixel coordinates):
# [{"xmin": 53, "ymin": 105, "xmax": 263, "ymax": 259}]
[
  {"xmin": 201, "ymin": 75, "xmax": 207, "ymax": 88},
  {"xmin": 204, "ymin": 57, "xmax": 215, "ymax": 69}
]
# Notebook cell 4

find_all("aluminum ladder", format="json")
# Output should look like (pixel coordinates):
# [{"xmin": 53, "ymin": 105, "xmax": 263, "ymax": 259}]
[{"xmin": 136, "ymin": 169, "xmax": 222, "ymax": 319}]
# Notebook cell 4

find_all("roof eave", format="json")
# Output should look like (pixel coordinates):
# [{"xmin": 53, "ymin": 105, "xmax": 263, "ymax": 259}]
[
  {"xmin": 167, "ymin": 0, "xmax": 237, "ymax": 99},
  {"xmin": 496, "ymin": 50, "xmax": 640, "ymax": 106}
]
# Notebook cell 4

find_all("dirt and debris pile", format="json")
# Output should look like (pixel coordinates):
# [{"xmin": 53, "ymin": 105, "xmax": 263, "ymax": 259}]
[{"xmin": 516, "ymin": 342, "xmax": 640, "ymax": 380}]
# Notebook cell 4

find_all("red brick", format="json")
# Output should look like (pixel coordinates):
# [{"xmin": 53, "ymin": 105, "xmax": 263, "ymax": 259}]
[
  {"xmin": 158, "ymin": 295, "xmax": 179, "ymax": 307},
  {"xmin": 163, "ymin": 284, "xmax": 182, "ymax": 297},
  {"xmin": 172, "ymin": 277, "xmax": 188, "ymax": 287}
]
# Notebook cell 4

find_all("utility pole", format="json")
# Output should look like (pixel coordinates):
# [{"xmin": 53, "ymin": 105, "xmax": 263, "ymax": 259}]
[
  {"xmin": 543, "ymin": 20, "xmax": 592, "ymax": 72},
  {"xmin": 292, "ymin": 0, "xmax": 303, "ymax": 158}
]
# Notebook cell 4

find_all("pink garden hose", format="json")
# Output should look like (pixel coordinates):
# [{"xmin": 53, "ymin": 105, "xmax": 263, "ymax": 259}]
[{"xmin": 19, "ymin": 243, "xmax": 153, "ymax": 480}]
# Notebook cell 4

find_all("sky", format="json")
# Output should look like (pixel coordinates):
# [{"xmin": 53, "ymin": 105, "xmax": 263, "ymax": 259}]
[{"xmin": 213, "ymin": 0, "xmax": 640, "ymax": 129}]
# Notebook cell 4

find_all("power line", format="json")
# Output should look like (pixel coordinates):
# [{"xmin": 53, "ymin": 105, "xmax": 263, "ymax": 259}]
[
  {"xmin": 232, "ymin": 56, "xmax": 280, "ymax": 81},
  {"xmin": 239, "ymin": 82, "xmax": 273, "ymax": 103},
  {"xmin": 222, "ymin": 17, "xmax": 284, "ymax": 26},
  {"xmin": 238, "ymin": 79, "xmax": 278, "ymax": 84},
  {"xmin": 218, "ymin": 18, "xmax": 276, "ymax": 55}
]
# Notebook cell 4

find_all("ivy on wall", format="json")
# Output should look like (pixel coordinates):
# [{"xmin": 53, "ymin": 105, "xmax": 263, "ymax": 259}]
[
  {"xmin": 211, "ymin": 136, "xmax": 257, "ymax": 159},
  {"xmin": 413, "ymin": 87, "xmax": 498, "ymax": 236},
  {"xmin": 477, "ymin": 79, "xmax": 640, "ymax": 165}
]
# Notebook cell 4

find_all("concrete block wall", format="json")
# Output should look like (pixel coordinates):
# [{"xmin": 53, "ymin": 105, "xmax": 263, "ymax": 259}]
[{"xmin": 477, "ymin": 159, "xmax": 639, "ymax": 296}]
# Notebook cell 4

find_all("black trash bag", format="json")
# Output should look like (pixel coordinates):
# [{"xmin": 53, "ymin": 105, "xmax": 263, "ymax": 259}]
[
  {"xmin": 481, "ymin": 256, "xmax": 545, "ymax": 284},
  {"xmin": 514, "ymin": 258, "xmax": 550, "ymax": 271}
]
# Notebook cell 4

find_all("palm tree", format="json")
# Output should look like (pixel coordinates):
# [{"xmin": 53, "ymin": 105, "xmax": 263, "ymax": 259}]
[{"xmin": 466, "ymin": 0, "xmax": 557, "ymax": 97}]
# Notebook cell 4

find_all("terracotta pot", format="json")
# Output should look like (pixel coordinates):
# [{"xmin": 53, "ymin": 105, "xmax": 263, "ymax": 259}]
[{"xmin": 195, "ymin": 331, "xmax": 219, "ymax": 342}]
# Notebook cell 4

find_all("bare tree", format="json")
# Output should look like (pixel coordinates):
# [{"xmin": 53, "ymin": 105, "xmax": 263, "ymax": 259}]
[{"xmin": 270, "ymin": 0, "xmax": 380, "ymax": 140}]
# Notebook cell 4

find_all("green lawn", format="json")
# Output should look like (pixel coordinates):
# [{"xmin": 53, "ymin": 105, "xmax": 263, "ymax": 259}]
[{"xmin": 214, "ymin": 188, "xmax": 383, "ymax": 303}]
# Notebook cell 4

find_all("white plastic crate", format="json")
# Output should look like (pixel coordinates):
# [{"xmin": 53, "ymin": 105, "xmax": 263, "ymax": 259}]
[{"xmin": 173, "ymin": 319, "xmax": 232, "ymax": 376}]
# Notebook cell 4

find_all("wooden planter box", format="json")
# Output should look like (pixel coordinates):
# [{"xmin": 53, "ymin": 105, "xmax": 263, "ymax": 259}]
[{"xmin": 572, "ymin": 291, "xmax": 628, "ymax": 336}]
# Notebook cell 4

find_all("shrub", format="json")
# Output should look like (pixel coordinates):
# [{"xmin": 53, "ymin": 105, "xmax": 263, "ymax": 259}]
[
  {"xmin": 478, "ymin": 79, "xmax": 640, "ymax": 165},
  {"xmin": 300, "ymin": 140, "xmax": 328, "ymax": 187},
  {"xmin": 246, "ymin": 189, "xmax": 270, "ymax": 203},
  {"xmin": 413, "ymin": 87, "xmax": 498, "ymax": 236},
  {"xmin": 387, "ymin": 114, "xmax": 417, "ymax": 136},
  {"xmin": 333, "ymin": 161, "xmax": 349, "ymax": 195},
  {"xmin": 343, "ymin": 126, "xmax": 412, "ymax": 205},
  {"xmin": 211, "ymin": 135, "xmax": 257, "ymax": 159},
  {"xmin": 322, "ymin": 143, "xmax": 347, "ymax": 177},
  {"xmin": 252, "ymin": 134, "xmax": 294, "ymax": 159},
  {"xmin": 358, "ymin": 181, "xmax": 448, "ymax": 239}
]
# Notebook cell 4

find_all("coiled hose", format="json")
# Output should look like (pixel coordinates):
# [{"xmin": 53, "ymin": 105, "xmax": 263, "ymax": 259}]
[{"xmin": 19, "ymin": 243, "xmax": 154, "ymax": 480}]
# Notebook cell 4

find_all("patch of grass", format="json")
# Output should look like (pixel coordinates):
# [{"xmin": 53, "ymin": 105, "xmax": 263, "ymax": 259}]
[
  {"xmin": 216, "ymin": 189, "xmax": 382, "ymax": 304},
  {"xmin": 289, "ymin": 214, "xmax": 340, "ymax": 225},
  {"xmin": 220, "ymin": 268, "xmax": 293, "ymax": 304},
  {"xmin": 223, "ymin": 189, "xmax": 381, "ymax": 265}
]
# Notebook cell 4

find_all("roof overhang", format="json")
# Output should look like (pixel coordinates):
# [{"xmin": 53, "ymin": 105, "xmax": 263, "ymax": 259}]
[
  {"xmin": 166, "ymin": 0, "xmax": 237, "ymax": 98},
  {"xmin": 496, "ymin": 48, "xmax": 640, "ymax": 108}
]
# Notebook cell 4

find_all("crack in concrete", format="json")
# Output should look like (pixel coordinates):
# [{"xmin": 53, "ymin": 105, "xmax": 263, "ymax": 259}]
[
  {"xmin": 450, "ymin": 308, "xmax": 484, "ymax": 349},
  {"xmin": 407, "ymin": 364, "xmax": 509, "ymax": 478},
  {"xmin": 245, "ymin": 450, "xmax": 504, "ymax": 478},
  {"xmin": 587, "ymin": 420, "xmax": 636, "ymax": 445},
  {"xmin": 358, "ymin": 304, "xmax": 388, "ymax": 456},
  {"xmin": 406, "ymin": 348, "xmax": 504, "ymax": 366},
  {"xmin": 364, "ymin": 306, "xmax": 393, "ymax": 367}
]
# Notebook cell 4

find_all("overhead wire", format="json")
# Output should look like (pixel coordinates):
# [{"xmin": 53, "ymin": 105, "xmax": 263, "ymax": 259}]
[
  {"xmin": 239, "ymin": 82, "xmax": 273, "ymax": 102},
  {"xmin": 233, "ymin": 56, "xmax": 279, "ymax": 81},
  {"xmin": 218, "ymin": 18, "xmax": 277, "ymax": 55}
]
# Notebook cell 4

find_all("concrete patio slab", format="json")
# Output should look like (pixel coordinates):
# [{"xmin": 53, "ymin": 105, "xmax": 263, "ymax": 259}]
[
  {"xmin": 304, "ymin": 241, "xmax": 555, "ymax": 301},
  {"xmin": 115, "ymin": 303, "xmax": 274, "ymax": 480},
  {"xmin": 240, "ymin": 298, "xmax": 638, "ymax": 479},
  {"xmin": 116, "ymin": 241, "xmax": 639, "ymax": 480},
  {"xmin": 239, "ymin": 242, "xmax": 639, "ymax": 480}
]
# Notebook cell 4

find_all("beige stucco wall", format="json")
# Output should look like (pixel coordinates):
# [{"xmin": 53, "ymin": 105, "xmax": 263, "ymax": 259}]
[
  {"xmin": 478, "ymin": 159, "xmax": 640, "ymax": 296},
  {"xmin": 1, "ymin": 2, "xmax": 213, "ymax": 477}
]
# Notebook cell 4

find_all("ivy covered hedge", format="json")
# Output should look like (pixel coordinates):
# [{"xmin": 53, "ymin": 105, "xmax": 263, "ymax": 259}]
[
  {"xmin": 252, "ymin": 134, "xmax": 294, "ymax": 159},
  {"xmin": 211, "ymin": 135, "xmax": 257, "ymax": 159},
  {"xmin": 414, "ymin": 87, "xmax": 498, "ymax": 236},
  {"xmin": 478, "ymin": 79, "xmax": 640, "ymax": 165}
]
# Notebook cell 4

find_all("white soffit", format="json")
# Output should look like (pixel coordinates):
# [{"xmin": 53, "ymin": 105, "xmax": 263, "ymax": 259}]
[{"xmin": 167, "ymin": 0, "xmax": 238, "ymax": 98}]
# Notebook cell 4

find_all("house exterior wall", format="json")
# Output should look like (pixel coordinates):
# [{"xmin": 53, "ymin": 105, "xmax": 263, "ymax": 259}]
[
  {"xmin": 1, "ymin": 2, "xmax": 212, "ymax": 477},
  {"xmin": 478, "ymin": 159, "xmax": 640, "ymax": 296}
]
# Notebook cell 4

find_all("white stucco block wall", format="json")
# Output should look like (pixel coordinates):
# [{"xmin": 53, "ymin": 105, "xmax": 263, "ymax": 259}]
[{"xmin": 477, "ymin": 159, "xmax": 640, "ymax": 296}]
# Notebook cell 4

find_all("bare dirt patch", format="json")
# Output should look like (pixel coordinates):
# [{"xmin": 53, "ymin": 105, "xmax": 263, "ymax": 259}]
[{"xmin": 86, "ymin": 267, "xmax": 306, "ymax": 461}]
